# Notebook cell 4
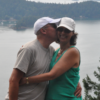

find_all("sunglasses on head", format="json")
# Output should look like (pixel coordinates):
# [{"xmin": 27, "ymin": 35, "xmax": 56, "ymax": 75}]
[{"xmin": 57, "ymin": 27, "xmax": 71, "ymax": 33}]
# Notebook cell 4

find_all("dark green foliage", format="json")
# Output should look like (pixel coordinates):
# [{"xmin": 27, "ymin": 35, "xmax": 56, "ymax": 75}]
[
  {"xmin": 0, "ymin": 0, "xmax": 100, "ymax": 29},
  {"xmin": 14, "ymin": 16, "xmax": 40, "ymax": 30},
  {"xmin": 0, "ymin": 0, "xmax": 100, "ymax": 20},
  {"xmin": 83, "ymin": 67, "xmax": 100, "ymax": 100}
]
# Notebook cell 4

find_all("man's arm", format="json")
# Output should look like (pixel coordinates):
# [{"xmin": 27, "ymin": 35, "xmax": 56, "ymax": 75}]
[{"xmin": 9, "ymin": 68, "xmax": 24, "ymax": 100}]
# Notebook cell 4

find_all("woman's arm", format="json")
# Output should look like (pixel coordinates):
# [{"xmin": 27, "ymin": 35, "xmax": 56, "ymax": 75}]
[{"xmin": 20, "ymin": 48, "xmax": 79, "ymax": 85}]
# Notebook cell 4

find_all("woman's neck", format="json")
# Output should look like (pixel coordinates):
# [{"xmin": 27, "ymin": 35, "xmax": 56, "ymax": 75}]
[
  {"xmin": 56, "ymin": 43, "xmax": 71, "ymax": 61},
  {"xmin": 60, "ymin": 42, "xmax": 71, "ymax": 52}
]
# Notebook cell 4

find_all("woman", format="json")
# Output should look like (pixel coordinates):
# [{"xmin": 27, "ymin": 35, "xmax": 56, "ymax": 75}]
[{"xmin": 20, "ymin": 17, "xmax": 82, "ymax": 100}]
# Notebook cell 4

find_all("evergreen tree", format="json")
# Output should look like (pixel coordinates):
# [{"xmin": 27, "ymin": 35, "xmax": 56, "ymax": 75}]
[{"xmin": 83, "ymin": 67, "xmax": 100, "ymax": 100}]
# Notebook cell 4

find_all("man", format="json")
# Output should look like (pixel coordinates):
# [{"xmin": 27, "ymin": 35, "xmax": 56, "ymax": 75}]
[{"xmin": 5, "ymin": 17, "xmax": 81, "ymax": 100}]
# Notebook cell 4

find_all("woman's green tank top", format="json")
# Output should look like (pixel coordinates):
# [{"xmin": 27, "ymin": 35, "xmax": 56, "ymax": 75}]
[{"xmin": 45, "ymin": 46, "xmax": 82, "ymax": 100}]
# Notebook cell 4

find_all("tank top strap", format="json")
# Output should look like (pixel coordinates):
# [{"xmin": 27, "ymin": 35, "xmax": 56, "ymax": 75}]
[
  {"xmin": 74, "ymin": 47, "xmax": 81, "ymax": 66},
  {"xmin": 71, "ymin": 46, "xmax": 81, "ymax": 66},
  {"xmin": 52, "ymin": 48, "xmax": 60, "ymax": 62},
  {"xmin": 63, "ymin": 46, "xmax": 81, "ymax": 66},
  {"xmin": 70, "ymin": 45, "xmax": 75, "ymax": 48},
  {"xmin": 63, "ymin": 45, "xmax": 75, "ymax": 53},
  {"xmin": 54, "ymin": 46, "xmax": 81, "ymax": 66}
]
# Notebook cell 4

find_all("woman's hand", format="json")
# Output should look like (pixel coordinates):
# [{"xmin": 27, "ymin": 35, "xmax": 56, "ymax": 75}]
[{"xmin": 19, "ymin": 77, "xmax": 26, "ymax": 85}]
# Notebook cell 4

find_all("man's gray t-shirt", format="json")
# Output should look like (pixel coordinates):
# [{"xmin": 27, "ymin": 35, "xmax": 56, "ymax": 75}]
[{"xmin": 5, "ymin": 39, "xmax": 55, "ymax": 100}]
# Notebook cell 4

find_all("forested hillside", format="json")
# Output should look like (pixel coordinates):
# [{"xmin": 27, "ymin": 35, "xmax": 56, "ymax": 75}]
[
  {"xmin": 0, "ymin": 0, "xmax": 100, "ymax": 20},
  {"xmin": 0, "ymin": 0, "xmax": 100, "ymax": 29}
]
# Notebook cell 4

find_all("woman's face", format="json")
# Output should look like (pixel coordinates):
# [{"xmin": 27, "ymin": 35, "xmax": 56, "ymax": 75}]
[{"xmin": 57, "ymin": 27, "xmax": 73, "ymax": 43}]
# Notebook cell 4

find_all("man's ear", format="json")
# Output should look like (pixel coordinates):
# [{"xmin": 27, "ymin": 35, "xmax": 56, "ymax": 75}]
[{"xmin": 40, "ymin": 28, "xmax": 47, "ymax": 35}]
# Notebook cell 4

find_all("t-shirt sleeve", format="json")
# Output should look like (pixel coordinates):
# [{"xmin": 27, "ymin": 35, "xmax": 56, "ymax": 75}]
[{"xmin": 14, "ymin": 48, "xmax": 32, "ymax": 74}]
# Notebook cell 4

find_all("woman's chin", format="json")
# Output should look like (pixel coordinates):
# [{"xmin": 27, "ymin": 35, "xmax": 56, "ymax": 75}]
[
  {"xmin": 59, "ymin": 38, "xmax": 67, "ymax": 42},
  {"xmin": 60, "ymin": 41, "xmax": 68, "ymax": 44}
]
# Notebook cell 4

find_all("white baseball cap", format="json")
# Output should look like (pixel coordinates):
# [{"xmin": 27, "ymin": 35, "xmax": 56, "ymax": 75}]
[
  {"xmin": 58, "ymin": 17, "xmax": 75, "ymax": 31},
  {"xmin": 33, "ymin": 17, "xmax": 61, "ymax": 35}
]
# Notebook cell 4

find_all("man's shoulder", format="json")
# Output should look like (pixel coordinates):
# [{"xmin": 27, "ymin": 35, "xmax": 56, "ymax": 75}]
[
  {"xmin": 23, "ymin": 40, "xmax": 37, "ymax": 50},
  {"xmin": 17, "ymin": 40, "xmax": 37, "ymax": 55}
]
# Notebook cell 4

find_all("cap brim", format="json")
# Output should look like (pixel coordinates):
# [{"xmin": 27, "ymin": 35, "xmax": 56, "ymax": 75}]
[
  {"xmin": 57, "ymin": 24, "xmax": 74, "ymax": 31},
  {"xmin": 50, "ymin": 18, "xmax": 61, "ymax": 25}
]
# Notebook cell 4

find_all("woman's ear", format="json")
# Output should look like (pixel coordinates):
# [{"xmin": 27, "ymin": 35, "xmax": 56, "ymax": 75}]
[{"xmin": 40, "ymin": 28, "xmax": 47, "ymax": 35}]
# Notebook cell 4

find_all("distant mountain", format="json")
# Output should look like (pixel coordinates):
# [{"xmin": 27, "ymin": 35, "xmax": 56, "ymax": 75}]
[
  {"xmin": 0, "ymin": 0, "xmax": 100, "ymax": 29},
  {"xmin": 72, "ymin": 0, "xmax": 100, "ymax": 1}
]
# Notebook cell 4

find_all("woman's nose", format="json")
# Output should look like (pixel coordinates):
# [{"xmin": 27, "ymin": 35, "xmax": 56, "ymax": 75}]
[{"xmin": 61, "ymin": 30, "xmax": 65, "ymax": 34}]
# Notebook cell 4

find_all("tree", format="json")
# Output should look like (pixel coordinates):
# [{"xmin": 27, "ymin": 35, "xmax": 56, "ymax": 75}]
[{"xmin": 83, "ymin": 67, "xmax": 100, "ymax": 100}]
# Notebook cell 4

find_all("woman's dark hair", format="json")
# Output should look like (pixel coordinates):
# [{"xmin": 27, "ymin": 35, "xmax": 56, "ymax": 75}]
[
  {"xmin": 70, "ymin": 31, "xmax": 78, "ymax": 45},
  {"xmin": 56, "ymin": 31, "xmax": 78, "ymax": 45}
]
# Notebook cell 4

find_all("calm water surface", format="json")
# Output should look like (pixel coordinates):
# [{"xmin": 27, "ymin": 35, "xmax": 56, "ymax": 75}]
[{"xmin": 0, "ymin": 20, "xmax": 100, "ymax": 99}]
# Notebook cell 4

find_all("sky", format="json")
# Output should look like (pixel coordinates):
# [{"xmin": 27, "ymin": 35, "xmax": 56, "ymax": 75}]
[{"xmin": 27, "ymin": 0, "xmax": 100, "ymax": 4}]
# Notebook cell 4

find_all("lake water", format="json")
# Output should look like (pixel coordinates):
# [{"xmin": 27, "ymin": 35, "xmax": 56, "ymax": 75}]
[{"xmin": 0, "ymin": 20, "xmax": 100, "ymax": 99}]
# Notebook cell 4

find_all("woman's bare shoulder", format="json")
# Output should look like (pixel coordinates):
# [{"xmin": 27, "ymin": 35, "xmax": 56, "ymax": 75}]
[{"xmin": 64, "ymin": 47, "xmax": 79, "ymax": 57}]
